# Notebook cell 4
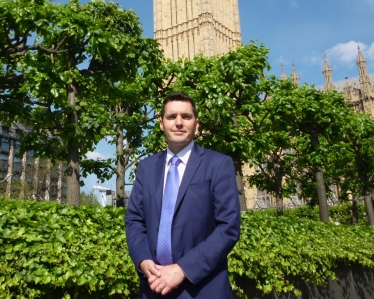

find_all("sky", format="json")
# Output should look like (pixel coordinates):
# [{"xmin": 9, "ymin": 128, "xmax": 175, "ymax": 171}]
[{"xmin": 54, "ymin": 0, "xmax": 374, "ymax": 199}]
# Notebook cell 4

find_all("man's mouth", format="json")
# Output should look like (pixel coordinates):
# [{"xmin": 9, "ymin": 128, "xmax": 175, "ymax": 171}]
[{"xmin": 173, "ymin": 131, "xmax": 185, "ymax": 135}]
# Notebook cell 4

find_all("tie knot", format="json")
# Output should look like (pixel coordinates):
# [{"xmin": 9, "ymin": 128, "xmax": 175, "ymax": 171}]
[{"xmin": 170, "ymin": 155, "xmax": 181, "ymax": 166}]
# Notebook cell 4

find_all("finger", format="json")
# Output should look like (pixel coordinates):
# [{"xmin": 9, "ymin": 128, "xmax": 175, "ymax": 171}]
[
  {"xmin": 157, "ymin": 284, "xmax": 164, "ymax": 293},
  {"xmin": 148, "ymin": 275, "xmax": 158, "ymax": 285},
  {"xmin": 150, "ymin": 279, "xmax": 162, "ymax": 292},
  {"xmin": 149, "ymin": 264, "xmax": 161, "ymax": 278},
  {"xmin": 161, "ymin": 285, "xmax": 172, "ymax": 295}
]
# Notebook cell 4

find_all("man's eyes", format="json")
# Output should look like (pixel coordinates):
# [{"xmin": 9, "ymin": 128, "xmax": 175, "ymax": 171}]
[{"xmin": 166, "ymin": 115, "xmax": 193, "ymax": 119}]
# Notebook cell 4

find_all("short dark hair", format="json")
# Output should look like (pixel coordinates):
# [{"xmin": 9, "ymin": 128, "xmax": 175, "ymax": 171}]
[{"xmin": 161, "ymin": 92, "xmax": 197, "ymax": 118}]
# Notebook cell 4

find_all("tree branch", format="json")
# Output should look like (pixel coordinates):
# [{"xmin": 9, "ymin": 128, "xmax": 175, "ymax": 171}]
[{"xmin": 55, "ymin": 34, "xmax": 69, "ymax": 51}]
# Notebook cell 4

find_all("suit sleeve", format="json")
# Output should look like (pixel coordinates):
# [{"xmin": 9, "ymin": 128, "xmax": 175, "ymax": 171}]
[
  {"xmin": 125, "ymin": 161, "xmax": 152, "ymax": 269},
  {"xmin": 176, "ymin": 155, "xmax": 241, "ymax": 284}
]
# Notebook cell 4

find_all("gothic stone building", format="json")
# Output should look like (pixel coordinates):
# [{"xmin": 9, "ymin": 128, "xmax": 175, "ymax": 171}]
[
  {"xmin": 281, "ymin": 46, "xmax": 374, "ymax": 117},
  {"xmin": 321, "ymin": 46, "xmax": 374, "ymax": 116}
]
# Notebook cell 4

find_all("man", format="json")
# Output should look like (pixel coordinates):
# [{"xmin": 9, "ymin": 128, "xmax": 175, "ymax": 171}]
[{"xmin": 125, "ymin": 92, "xmax": 241, "ymax": 299}]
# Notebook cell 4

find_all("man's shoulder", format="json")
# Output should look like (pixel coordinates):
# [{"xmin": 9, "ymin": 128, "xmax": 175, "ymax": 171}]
[
  {"xmin": 195, "ymin": 144, "xmax": 232, "ymax": 161},
  {"xmin": 139, "ymin": 151, "xmax": 166, "ymax": 165}
]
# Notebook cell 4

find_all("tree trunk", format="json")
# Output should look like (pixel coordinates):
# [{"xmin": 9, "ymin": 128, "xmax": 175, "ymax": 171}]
[
  {"xmin": 315, "ymin": 165, "xmax": 329, "ymax": 222},
  {"xmin": 66, "ymin": 138, "xmax": 80, "ymax": 206},
  {"xmin": 363, "ymin": 188, "xmax": 374, "ymax": 225},
  {"xmin": 310, "ymin": 131, "xmax": 329, "ymax": 222},
  {"xmin": 5, "ymin": 139, "xmax": 15, "ymax": 198},
  {"xmin": 66, "ymin": 53, "xmax": 80, "ymax": 206},
  {"xmin": 354, "ymin": 147, "xmax": 374, "ymax": 225},
  {"xmin": 57, "ymin": 162, "xmax": 63, "ymax": 204},
  {"xmin": 233, "ymin": 157, "xmax": 247, "ymax": 211},
  {"xmin": 274, "ymin": 158, "xmax": 283, "ymax": 216},
  {"xmin": 32, "ymin": 157, "xmax": 40, "ymax": 199},
  {"xmin": 352, "ymin": 196, "xmax": 358, "ymax": 225},
  {"xmin": 44, "ymin": 159, "xmax": 51, "ymax": 201},
  {"xmin": 354, "ymin": 145, "xmax": 374, "ymax": 225},
  {"xmin": 19, "ymin": 152, "xmax": 27, "ymax": 199},
  {"xmin": 115, "ymin": 125, "xmax": 125, "ymax": 207}
]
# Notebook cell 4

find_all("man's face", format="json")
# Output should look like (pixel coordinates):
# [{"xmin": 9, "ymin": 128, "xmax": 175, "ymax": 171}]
[{"xmin": 160, "ymin": 100, "xmax": 199, "ymax": 154}]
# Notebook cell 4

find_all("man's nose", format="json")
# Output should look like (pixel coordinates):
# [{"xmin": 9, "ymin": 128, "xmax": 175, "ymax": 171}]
[{"xmin": 175, "ymin": 115, "xmax": 183, "ymax": 125}]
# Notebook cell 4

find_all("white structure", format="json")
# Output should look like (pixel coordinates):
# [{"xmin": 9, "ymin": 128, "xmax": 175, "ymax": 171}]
[{"xmin": 93, "ymin": 185, "xmax": 112, "ymax": 207}]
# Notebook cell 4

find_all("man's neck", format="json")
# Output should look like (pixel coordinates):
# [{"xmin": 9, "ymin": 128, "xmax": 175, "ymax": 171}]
[{"xmin": 167, "ymin": 141, "xmax": 194, "ymax": 155}]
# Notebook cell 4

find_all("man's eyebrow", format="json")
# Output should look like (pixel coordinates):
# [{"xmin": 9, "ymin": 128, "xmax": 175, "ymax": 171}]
[{"xmin": 165, "ymin": 112, "xmax": 177, "ymax": 117}]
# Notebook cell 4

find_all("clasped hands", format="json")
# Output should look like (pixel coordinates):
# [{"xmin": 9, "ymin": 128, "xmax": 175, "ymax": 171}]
[{"xmin": 140, "ymin": 260, "xmax": 186, "ymax": 296}]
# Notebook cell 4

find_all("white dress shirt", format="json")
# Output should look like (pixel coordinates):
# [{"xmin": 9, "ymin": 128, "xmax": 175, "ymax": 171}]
[{"xmin": 163, "ymin": 141, "xmax": 194, "ymax": 193}]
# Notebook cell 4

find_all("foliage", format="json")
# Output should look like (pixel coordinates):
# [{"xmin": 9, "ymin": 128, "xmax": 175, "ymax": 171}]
[
  {"xmin": 1, "ymin": 198, "xmax": 373, "ymax": 298},
  {"xmin": 327, "ymin": 202, "xmax": 367, "ymax": 225},
  {"xmin": 0, "ymin": 0, "xmax": 160, "ymax": 206},
  {"xmin": 247, "ymin": 78, "xmax": 300, "ymax": 215},
  {"xmin": 80, "ymin": 191, "xmax": 100, "ymax": 207},
  {"xmin": 0, "ymin": 179, "xmax": 34, "ymax": 200},
  {"xmin": 331, "ymin": 111, "xmax": 374, "ymax": 225},
  {"xmin": 265, "ymin": 203, "xmax": 368, "ymax": 225},
  {"xmin": 80, "ymin": 62, "xmax": 167, "ymax": 206},
  {"xmin": 0, "ymin": 158, "xmax": 63, "ymax": 200},
  {"xmin": 245, "ymin": 79, "xmax": 368, "ymax": 220},
  {"xmin": 0, "ymin": 198, "xmax": 138, "ymax": 298},
  {"xmin": 230, "ymin": 207, "xmax": 374, "ymax": 297}
]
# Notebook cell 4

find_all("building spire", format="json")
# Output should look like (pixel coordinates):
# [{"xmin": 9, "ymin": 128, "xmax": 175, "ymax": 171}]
[
  {"xmin": 322, "ymin": 53, "xmax": 334, "ymax": 91},
  {"xmin": 356, "ymin": 42, "xmax": 366, "ymax": 65},
  {"xmin": 356, "ymin": 41, "xmax": 374, "ymax": 100},
  {"xmin": 291, "ymin": 58, "xmax": 300, "ymax": 85},
  {"xmin": 280, "ymin": 57, "xmax": 288, "ymax": 81}
]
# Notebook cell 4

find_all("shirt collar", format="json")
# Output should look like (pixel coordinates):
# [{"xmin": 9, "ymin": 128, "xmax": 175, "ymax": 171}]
[{"xmin": 166, "ymin": 141, "xmax": 194, "ymax": 165}]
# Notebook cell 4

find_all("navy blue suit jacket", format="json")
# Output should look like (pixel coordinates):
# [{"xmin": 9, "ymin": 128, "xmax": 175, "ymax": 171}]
[{"xmin": 125, "ymin": 143, "xmax": 241, "ymax": 299}]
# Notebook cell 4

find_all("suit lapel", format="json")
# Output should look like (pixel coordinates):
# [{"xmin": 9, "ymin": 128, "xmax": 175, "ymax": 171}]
[
  {"xmin": 155, "ymin": 151, "xmax": 166, "ymax": 221},
  {"xmin": 174, "ymin": 144, "xmax": 204, "ymax": 215}
]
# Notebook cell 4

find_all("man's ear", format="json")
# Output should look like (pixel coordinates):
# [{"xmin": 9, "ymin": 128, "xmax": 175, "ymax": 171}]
[{"xmin": 160, "ymin": 118, "xmax": 164, "ymax": 131}]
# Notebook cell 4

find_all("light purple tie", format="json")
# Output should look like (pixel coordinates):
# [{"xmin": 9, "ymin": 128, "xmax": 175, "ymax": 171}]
[{"xmin": 157, "ymin": 155, "xmax": 181, "ymax": 265}]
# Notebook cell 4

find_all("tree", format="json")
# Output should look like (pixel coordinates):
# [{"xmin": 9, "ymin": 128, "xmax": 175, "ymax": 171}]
[
  {"xmin": 81, "ymin": 57, "xmax": 168, "ymax": 207},
  {"xmin": 146, "ymin": 43, "xmax": 271, "ymax": 211},
  {"xmin": 80, "ymin": 190, "xmax": 100, "ymax": 207},
  {"xmin": 1, "ymin": 0, "xmax": 157, "ymax": 206},
  {"xmin": 248, "ymin": 78, "xmax": 300, "ymax": 215},
  {"xmin": 247, "ymin": 78, "xmax": 354, "ymax": 220},
  {"xmin": 272, "ymin": 85, "xmax": 351, "ymax": 221},
  {"xmin": 334, "ymin": 111, "xmax": 374, "ymax": 225}
]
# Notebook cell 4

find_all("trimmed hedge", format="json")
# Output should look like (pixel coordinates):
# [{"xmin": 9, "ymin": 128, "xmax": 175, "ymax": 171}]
[
  {"xmin": 0, "ymin": 198, "xmax": 138, "ymax": 299},
  {"xmin": 230, "ymin": 209, "xmax": 374, "ymax": 297},
  {"xmin": 260, "ymin": 202, "xmax": 368, "ymax": 225},
  {"xmin": 0, "ymin": 198, "xmax": 373, "ymax": 298}
]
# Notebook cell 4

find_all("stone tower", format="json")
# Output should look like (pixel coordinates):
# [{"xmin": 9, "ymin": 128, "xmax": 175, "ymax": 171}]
[
  {"xmin": 291, "ymin": 61, "xmax": 300, "ymax": 85},
  {"xmin": 280, "ymin": 58, "xmax": 288, "ymax": 81},
  {"xmin": 154, "ymin": 0, "xmax": 242, "ymax": 60},
  {"xmin": 357, "ymin": 45, "xmax": 374, "ymax": 98},
  {"xmin": 338, "ymin": 45, "xmax": 374, "ymax": 116},
  {"xmin": 322, "ymin": 54, "xmax": 334, "ymax": 91}
]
